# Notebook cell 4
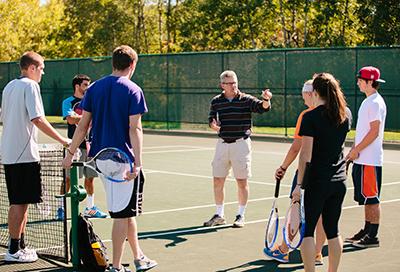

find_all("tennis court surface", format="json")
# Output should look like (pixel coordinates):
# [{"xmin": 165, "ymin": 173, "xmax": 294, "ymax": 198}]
[{"xmin": 1, "ymin": 129, "xmax": 400, "ymax": 271}]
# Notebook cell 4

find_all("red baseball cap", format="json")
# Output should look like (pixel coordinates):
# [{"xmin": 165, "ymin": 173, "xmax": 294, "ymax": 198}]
[{"xmin": 357, "ymin": 66, "xmax": 385, "ymax": 83}]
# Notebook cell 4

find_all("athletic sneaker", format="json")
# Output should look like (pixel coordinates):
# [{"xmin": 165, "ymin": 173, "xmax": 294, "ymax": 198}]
[
  {"xmin": 203, "ymin": 214, "xmax": 226, "ymax": 227},
  {"xmin": 263, "ymin": 247, "xmax": 289, "ymax": 263},
  {"xmin": 344, "ymin": 229, "xmax": 366, "ymax": 243},
  {"xmin": 21, "ymin": 247, "xmax": 38, "ymax": 257},
  {"xmin": 352, "ymin": 235, "xmax": 380, "ymax": 248},
  {"xmin": 108, "ymin": 266, "xmax": 131, "ymax": 272},
  {"xmin": 134, "ymin": 255, "xmax": 158, "ymax": 271},
  {"xmin": 315, "ymin": 253, "xmax": 324, "ymax": 265},
  {"xmin": 232, "ymin": 215, "xmax": 245, "ymax": 228},
  {"xmin": 56, "ymin": 207, "xmax": 65, "ymax": 221},
  {"xmin": 4, "ymin": 249, "xmax": 38, "ymax": 263},
  {"xmin": 83, "ymin": 206, "xmax": 108, "ymax": 218}
]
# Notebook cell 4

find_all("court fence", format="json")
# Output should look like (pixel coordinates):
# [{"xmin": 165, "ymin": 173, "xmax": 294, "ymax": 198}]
[{"xmin": 1, "ymin": 46, "xmax": 399, "ymax": 131}]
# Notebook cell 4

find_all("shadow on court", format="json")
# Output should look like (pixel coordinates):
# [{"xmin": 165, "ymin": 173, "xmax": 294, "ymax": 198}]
[
  {"xmin": 216, "ymin": 259, "xmax": 304, "ymax": 272},
  {"xmin": 0, "ymin": 260, "xmax": 72, "ymax": 272},
  {"xmin": 216, "ymin": 243, "xmax": 369, "ymax": 272},
  {"xmin": 139, "ymin": 225, "xmax": 232, "ymax": 248}
]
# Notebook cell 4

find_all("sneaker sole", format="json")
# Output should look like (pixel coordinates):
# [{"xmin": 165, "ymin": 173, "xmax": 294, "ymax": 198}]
[
  {"xmin": 203, "ymin": 221, "xmax": 226, "ymax": 227},
  {"xmin": 344, "ymin": 238, "xmax": 359, "ymax": 243},
  {"xmin": 352, "ymin": 243, "xmax": 380, "ymax": 248},
  {"xmin": 4, "ymin": 256, "xmax": 38, "ymax": 263},
  {"xmin": 262, "ymin": 251, "xmax": 288, "ymax": 263},
  {"xmin": 136, "ymin": 263, "xmax": 157, "ymax": 272},
  {"xmin": 232, "ymin": 223, "xmax": 244, "ymax": 228}
]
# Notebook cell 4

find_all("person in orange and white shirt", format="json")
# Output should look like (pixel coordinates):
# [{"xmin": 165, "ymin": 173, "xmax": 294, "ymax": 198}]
[{"xmin": 264, "ymin": 79, "xmax": 326, "ymax": 265}]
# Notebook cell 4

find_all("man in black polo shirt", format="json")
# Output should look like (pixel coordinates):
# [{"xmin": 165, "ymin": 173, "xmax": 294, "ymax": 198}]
[{"xmin": 204, "ymin": 70, "xmax": 272, "ymax": 228}]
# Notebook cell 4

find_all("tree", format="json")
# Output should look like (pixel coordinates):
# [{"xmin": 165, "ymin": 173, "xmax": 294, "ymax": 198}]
[
  {"xmin": 357, "ymin": 0, "xmax": 400, "ymax": 45},
  {"xmin": 0, "ymin": 0, "xmax": 65, "ymax": 61},
  {"xmin": 178, "ymin": 0, "xmax": 276, "ymax": 51}
]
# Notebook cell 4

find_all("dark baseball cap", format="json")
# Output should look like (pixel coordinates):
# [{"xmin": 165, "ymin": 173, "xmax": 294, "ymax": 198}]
[{"xmin": 357, "ymin": 66, "xmax": 385, "ymax": 83}]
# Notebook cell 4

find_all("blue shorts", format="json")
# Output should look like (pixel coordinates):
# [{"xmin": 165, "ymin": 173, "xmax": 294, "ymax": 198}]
[{"xmin": 352, "ymin": 163, "xmax": 382, "ymax": 205}]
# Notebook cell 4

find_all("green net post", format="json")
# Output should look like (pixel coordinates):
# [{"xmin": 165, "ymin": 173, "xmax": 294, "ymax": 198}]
[
  {"xmin": 70, "ymin": 166, "xmax": 79, "ymax": 268},
  {"xmin": 65, "ymin": 166, "xmax": 87, "ymax": 269}
]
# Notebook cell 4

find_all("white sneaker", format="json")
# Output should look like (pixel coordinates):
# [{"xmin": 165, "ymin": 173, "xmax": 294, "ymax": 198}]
[
  {"xmin": 4, "ymin": 249, "xmax": 38, "ymax": 263},
  {"xmin": 134, "ymin": 255, "xmax": 157, "ymax": 271},
  {"xmin": 21, "ymin": 248, "xmax": 38, "ymax": 258}
]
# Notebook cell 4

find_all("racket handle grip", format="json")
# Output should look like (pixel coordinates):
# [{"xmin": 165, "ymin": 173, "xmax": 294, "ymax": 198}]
[
  {"xmin": 274, "ymin": 179, "xmax": 281, "ymax": 198},
  {"xmin": 71, "ymin": 162, "xmax": 84, "ymax": 167}
]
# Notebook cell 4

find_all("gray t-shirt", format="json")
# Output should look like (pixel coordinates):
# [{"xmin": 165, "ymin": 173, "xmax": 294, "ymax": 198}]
[{"xmin": 0, "ymin": 77, "xmax": 45, "ymax": 164}]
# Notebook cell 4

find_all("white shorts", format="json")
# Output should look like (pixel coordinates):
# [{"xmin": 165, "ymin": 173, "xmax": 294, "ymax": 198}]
[{"xmin": 212, "ymin": 137, "xmax": 252, "ymax": 179}]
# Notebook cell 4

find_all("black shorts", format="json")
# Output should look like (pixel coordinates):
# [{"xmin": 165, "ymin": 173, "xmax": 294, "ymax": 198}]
[
  {"xmin": 109, "ymin": 170, "xmax": 145, "ymax": 219},
  {"xmin": 5, "ymin": 162, "xmax": 42, "ymax": 205},
  {"xmin": 352, "ymin": 163, "xmax": 382, "ymax": 205}
]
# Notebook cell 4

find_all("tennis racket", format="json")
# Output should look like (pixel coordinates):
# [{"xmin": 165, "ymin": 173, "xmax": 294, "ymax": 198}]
[
  {"xmin": 72, "ymin": 147, "xmax": 133, "ymax": 182},
  {"xmin": 265, "ymin": 178, "xmax": 281, "ymax": 249},
  {"xmin": 346, "ymin": 160, "xmax": 353, "ymax": 175},
  {"xmin": 283, "ymin": 189, "xmax": 305, "ymax": 250}
]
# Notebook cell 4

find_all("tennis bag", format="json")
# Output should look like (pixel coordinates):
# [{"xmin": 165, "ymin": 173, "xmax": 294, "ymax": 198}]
[{"xmin": 75, "ymin": 214, "xmax": 109, "ymax": 271}]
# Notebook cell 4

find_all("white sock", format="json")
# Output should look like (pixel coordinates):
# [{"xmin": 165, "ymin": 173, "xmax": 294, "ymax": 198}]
[
  {"xmin": 238, "ymin": 205, "xmax": 246, "ymax": 217},
  {"xmin": 216, "ymin": 205, "xmax": 224, "ymax": 217},
  {"xmin": 86, "ymin": 194, "xmax": 94, "ymax": 209}
]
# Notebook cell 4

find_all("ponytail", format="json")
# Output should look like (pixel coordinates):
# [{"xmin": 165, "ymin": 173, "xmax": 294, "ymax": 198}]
[{"xmin": 313, "ymin": 73, "xmax": 347, "ymax": 126}]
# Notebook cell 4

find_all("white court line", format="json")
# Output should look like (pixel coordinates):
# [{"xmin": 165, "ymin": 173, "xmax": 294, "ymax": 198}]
[
  {"xmin": 99, "ymin": 198, "xmax": 400, "ymax": 241},
  {"xmin": 140, "ymin": 181, "xmax": 400, "ymax": 215},
  {"xmin": 143, "ymin": 145, "xmax": 399, "ymax": 164},
  {"xmin": 143, "ymin": 148, "xmax": 213, "ymax": 154},
  {"xmin": 143, "ymin": 195, "xmax": 289, "ymax": 215},
  {"xmin": 143, "ymin": 145, "xmax": 188, "ymax": 150},
  {"xmin": 145, "ymin": 168, "xmax": 291, "ymax": 187},
  {"xmin": 385, "ymin": 160, "xmax": 400, "ymax": 165},
  {"xmin": 144, "ymin": 169, "xmax": 400, "ymax": 189}
]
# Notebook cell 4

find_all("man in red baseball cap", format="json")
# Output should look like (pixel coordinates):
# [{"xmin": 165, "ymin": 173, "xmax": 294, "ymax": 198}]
[
  {"xmin": 356, "ymin": 66, "xmax": 386, "ymax": 83},
  {"xmin": 346, "ymin": 66, "xmax": 387, "ymax": 248}
]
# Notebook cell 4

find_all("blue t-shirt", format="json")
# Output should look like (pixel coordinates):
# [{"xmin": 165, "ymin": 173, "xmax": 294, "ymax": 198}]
[
  {"xmin": 81, "ymin": 75, "xmax": 148, "ymax": 160},
  {"xmin": 62, "ymin": 95, "xmax": 87, "ymax": 149}
]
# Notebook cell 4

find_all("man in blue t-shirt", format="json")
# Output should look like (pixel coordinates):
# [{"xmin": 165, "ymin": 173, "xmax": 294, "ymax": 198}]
[
  {"xmin": 62, "ymin": 45, "xmax": 157, "ymax": 272},
  {"xmin": 59, "ymin": 74, "xmax": 107, "ymax": 220}
]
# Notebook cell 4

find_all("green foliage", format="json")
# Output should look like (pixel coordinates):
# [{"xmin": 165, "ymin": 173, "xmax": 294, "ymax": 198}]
[
  {"xmin": 0, "ymin": 0, "xmax": 399, "ymax": 61},
  {"xmin": 0, "ymin": 0, "xmax": 65, "ymax": 61},
  {"xmin": 357, "ymin": 0, "xmax": 400, "ymax": 45}
]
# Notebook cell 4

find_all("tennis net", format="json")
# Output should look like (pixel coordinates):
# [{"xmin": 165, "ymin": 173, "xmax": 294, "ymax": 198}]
[{"xmin": 0, "ymin": 144, "xmax": 68, "ymax": 263}]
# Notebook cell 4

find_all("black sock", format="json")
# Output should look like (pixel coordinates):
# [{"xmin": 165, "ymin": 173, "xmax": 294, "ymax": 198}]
[
  {"xmin": 20, "ymin": 233, "xmax": 25, "ymax": 249},
  {"xmin": 363, "ymin": 221, "xmax": 371, "ymax": 233},
  {"xmin": 369, "ymin": 224, "xmax": 379, "ymax": 238},
  {"xmin": 9, "ymin": 238, "xmax": 20, "ymax": 254}
]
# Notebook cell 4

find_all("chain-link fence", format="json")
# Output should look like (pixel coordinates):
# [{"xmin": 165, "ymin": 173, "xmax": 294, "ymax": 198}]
[{"xmin": 1, "ymin": 47, "xmax": 399, "ymax": 132}]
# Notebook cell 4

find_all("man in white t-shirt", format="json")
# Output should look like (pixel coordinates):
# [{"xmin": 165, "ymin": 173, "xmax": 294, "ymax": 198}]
[
  {"xmin": 0, "ymin": 52, "xmax": 70, "ymax": 263},
  {"xmin": 345, "ymin": 66, "xmax": 387, "ymax": 248}
]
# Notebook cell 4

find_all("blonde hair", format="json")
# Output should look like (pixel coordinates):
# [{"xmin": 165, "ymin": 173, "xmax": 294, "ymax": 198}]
[{"xmin": 302, "ymin": 79, "xmax": 314, "ymax": 93}]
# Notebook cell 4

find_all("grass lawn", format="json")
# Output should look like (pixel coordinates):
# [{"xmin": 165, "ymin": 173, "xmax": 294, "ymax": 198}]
[{"xmin": 47, "ymin": 116, "xmax": 400, "ymax": 142}]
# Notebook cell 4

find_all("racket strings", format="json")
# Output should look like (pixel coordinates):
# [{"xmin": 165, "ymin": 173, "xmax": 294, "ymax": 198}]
[
  {"xmin": 95, "ymin": 149, "xmax": 132, "ymax": 181},
  {"xmin": 266, "ymin": 210, "xmax": 279, "ymax": 249},
  {"xmin": 283, "ymin": 201, "xmax": 304, "ymax": 250}
]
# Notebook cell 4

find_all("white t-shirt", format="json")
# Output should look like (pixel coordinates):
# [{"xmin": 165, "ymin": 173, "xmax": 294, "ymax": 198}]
[
  {"xmin": 0, "ymin": 77, "xmax": 45, "ymax": 164},
  {"xmin": 354, "ymin": 92, "xmax": 386, "ymax": 166}
]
